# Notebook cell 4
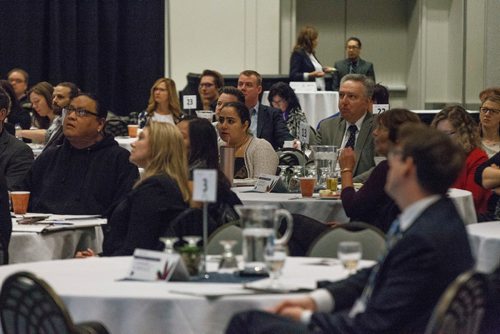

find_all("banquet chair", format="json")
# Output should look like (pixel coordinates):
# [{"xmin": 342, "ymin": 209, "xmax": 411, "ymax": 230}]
[
  {"xmin": 104, "ymin": 118, "xmax": 128, "ymax": 137},
  {"xmin": 425, "ymin": 270, "xmax": 488, "ymax": 334},
  {"xmin": 0, "ymin": 271, "xmax": 110, "ymax": 334},
  {"xmin": 206, "ymin": 222, "xmax": 243, "ymax": 255},
  {"xmin": 276, "ymin": 148, "xmax": 306, "ymax": 167},
  {"xmin": 307, "ymin": 221, "xmax": 386, "ymax": 261}
]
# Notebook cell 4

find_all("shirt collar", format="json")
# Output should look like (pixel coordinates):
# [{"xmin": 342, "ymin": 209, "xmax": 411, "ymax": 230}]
[
  {"xmin": 346, "ymin": 112, "xmax": 367, "ymax": 130},
  {"xmin": 398, "ymin": 195, "xmax": 441, "ymax": 232}
]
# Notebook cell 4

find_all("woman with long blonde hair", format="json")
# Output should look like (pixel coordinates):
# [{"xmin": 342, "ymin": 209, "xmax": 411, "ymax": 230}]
[
  {"xmin": 76, "ymin": 122, "xmax": 189, "ymax": 257},
  {"xmin": 138, "ymin": 78, "xmax": 182, "ymax": 128}
]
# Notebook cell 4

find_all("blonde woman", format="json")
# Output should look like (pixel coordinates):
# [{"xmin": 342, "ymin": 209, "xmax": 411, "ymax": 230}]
[
  {"xmin": 77, "ymin": 122, "xmax": 189, "ymax": 257},
  {"xmin": 138, "ymin": 78, "xmax": 182, "ymax": 128}
]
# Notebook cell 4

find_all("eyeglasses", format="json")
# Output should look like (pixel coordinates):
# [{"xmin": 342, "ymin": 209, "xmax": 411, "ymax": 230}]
[
  {"xmin": 480, "ymin": 107, "xmax": 500, "ymax": 115},
  {"xmin": 199, "ymin": 83, "xmax": 215, "ymax": 88},
  {"xmin": 9, "ymin": 78, "xmax": 25, "ymax": 84},
  {"xmin": 63, "ymin": 106, "xmax": 99, "ymax": 118}
]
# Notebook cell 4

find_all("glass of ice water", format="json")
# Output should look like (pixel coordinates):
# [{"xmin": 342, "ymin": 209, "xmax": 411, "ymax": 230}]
[{"xmin": 337, "ymin": 241, "xmax": 362, "ymax": 274}]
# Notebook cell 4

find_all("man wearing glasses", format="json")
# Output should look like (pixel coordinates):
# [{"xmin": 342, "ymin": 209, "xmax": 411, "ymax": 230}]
[
  {"xmin": 17, "ymin": 93, "xmax": 139, "ymax": 215},
  {"xmin": 332, "ymin": 37, "xmax": 376, "ymax": 91},
  {"xmin": 198, "ymin": 69, "xmax": 224, "ymax": 112}
]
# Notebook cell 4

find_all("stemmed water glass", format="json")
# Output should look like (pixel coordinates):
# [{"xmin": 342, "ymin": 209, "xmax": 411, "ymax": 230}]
[
  {"xmin": 218, "ymin": 240, "xmax": 238, "ymax": 271},
  {"xmin": 337, "ymin": 241, "xmax": 362, "ymax": 275},
  {"xmin": 264, "ymin": 243, "xmax": 287, "ymax": 288},
  {"xmin": 159, "ymin": 237, "xmax": 178, "ymax": 254}
]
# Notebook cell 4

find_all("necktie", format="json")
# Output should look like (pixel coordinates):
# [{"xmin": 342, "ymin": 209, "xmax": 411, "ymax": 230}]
[
  {"xmin": 349, "ymin": 61, "xmax": 357, "ymax": 74},
  {"xmin": 344, "ymin": 125, "xmax": 357, "ymax": 149}
]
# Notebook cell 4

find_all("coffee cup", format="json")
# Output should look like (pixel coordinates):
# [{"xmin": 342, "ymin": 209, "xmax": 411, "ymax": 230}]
[{"xmin": 11, "ymin": 191, "xmax": 30, "ymax": 214}]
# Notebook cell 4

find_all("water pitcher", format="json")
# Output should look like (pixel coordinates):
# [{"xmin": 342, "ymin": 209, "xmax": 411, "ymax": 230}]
[
  {"xmin": 235, "ymin": 205, "xmax": 293, "ymax": 274},
  {"xmin": 310, "ymin": 145, "xmax": 339, "ymax": 188}
]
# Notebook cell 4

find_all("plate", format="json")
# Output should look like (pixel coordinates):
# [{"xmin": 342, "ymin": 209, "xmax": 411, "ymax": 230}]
[
  {"xmin": 233, "ymin": 178, "xmax": 257, "ymax": 187},
  {"xmin": 318, "ymin": 195, "xmax": 340, "ymax": 200}
]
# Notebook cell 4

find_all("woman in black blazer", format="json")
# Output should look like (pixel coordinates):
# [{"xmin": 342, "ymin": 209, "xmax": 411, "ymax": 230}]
[{"xmin": 289, "ymin": 26, "xmax": 335, "ymax": 90}]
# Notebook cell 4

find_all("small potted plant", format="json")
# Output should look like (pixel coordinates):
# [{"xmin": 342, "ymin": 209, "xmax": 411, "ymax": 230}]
[{"xmin": 179, "ymin": 243, "xmax": 202, "ymax": 276}]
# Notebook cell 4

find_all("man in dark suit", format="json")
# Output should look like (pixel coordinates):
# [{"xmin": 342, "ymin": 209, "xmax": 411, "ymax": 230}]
[
  {"xmin": 226, "ymin": 123, "xmax": 474, "ymax": 334},
  {"xmin": 317, "ymin": 74, "xmax": 375, "ymax": 177},
  {"xmin": 0, "ymin": 87, "xmax": 34, "ymax": 190},
  {"xmin": 333, "ymin": 37, "xmax": 376, "ymax": 91},
  {"xmin": 238, "ymin": 70, "xmax": 293, "ymax": 149}
]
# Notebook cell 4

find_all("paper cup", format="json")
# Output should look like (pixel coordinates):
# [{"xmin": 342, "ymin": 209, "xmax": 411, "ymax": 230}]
[
  {"xmin": 195, "ymin": 110, "xmax": 214, "ymax": 121},
  {"xmin": 128, "ymin": 124, "xmax": 139, "ymax": 138},
  {"xmin": 11, "ymin": 191, "xmax": 30, "ymax": 214},
  {"xmin": 299, "ymin": 177, "xmax": 316, "ymax": 198}
]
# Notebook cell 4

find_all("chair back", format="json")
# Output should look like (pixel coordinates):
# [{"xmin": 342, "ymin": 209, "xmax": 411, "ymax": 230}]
[
  {"xmin": 307, "ymin": 221, "xmax": 386, "ymax": 260},
  {"xmin": 425, "ymin": 270, "xmax": 488, "ymax": 334},
  {"xmin": 206, "ymin": 223, "xmax": 243, "ymax": 255},
  {"xmin": 277, "ymin": 148, "xmax": 306, "ymax": 167},
  {"xmin": 104, "ymin": 118, "xmax": 129, "ymax": 137}
]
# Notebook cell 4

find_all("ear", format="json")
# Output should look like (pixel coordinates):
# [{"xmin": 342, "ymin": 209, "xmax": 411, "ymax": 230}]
[
  {"xmin": 402, "ymin": 156, "xmax": 415, "ymax": 178},
  {"xmin": 0, "ymin": 108, "xmax": 7, "ymax": 122},
  {"xmin": 257, "ymin": 85, "xmax": 263, "ymax": 95},
  {"xmin": 243, "ymin": 120, "xmax": 250, "ymax": 132},
  {"xmin": 97, "ymin": 118, "xmax": 106, "ymax": 132}
]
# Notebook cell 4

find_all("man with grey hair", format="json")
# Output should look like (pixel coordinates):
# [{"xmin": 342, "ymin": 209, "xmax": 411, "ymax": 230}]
[{"xmin": 317, "ymin": 74, "xmax": 375, "ymax": 176}]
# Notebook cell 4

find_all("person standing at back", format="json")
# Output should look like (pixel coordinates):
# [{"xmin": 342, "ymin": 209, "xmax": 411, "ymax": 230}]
[{"xmin": 333, "ymin": 37, "xmax": 376, "ymax": 91}]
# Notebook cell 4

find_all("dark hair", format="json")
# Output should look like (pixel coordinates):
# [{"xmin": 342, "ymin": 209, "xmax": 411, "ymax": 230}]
[
  {"xmin": 346, "ymin": 37, "xmax": 362, "ymax": 48},
  {"xmin": 0, "ymin": 87, "xmax": 11, "ymax": 112},
  {"xmin": 57, "ymin": 82, "xmax": 80, "ymax": 99},
  {"xmin": 28, "ymin": 81, "xmax": 54, "ymax": 129},
  {"xmin": 72, "ymin": 92, "xmax": 107, "ymax": 119},
  {"xmin": 222, "ymin": 101, "xmax": 250, "ymax": 128},
  {"xmin": 239, "ymin": 70, "xmax": 262, "ymax": 86},
  {"xmin": 340, "ymin": 74, "xmax": 375, "ymax": 99},
  {"xmin": 398, "ymin": 123, "xmax": 465, "ymax": 195},
  {"xmin": 0, "ymin": 80, "xmax": 19, "ymax": 116},
  {"xmin": 294, "ymin": 26, "xmax": 319, "ymax": 54},
  {"xmin": 218, "ymin": 86, "xmax": 245, "ymax": 103},
  {"xmin": 372, "ymin": 84, "xmax": 389, "ymax": 104},
  {"xmin": 7, "ymin": 68, "xmax": 29, "ymax": 85},
  {"xmin": 201, "ymin": 70, "xmax": 224, "ymax": 89},
  {"xmin": 268, "ymin": 82, "xmax": 301, "ymax": 112},
  {"xmin": 377, "ymin": 108, "xmax": 420, "ymax": 143}
]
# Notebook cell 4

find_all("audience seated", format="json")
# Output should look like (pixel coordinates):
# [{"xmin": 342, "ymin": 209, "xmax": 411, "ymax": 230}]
[
  {"xmin": 431, "ymin": 105, "xmax": 491, "ymax": 218},
  {"xmin": 479, "ymin": 94, "xmax": 500, "ymax": 157},
  {"xmin": 198, "ymin": 69, "xmax": 224, "ymax": 112},
  {"xmin": 17, "ymin": 81, "xmax": 55, "ymax": 143},
  {"xmin": 77, "ymin": 122, "xmax": 190, "ymax": 257},
  {"xmin": 226, "ymin": 123, "xmax": 473, "ymax": 334},
  {"xmin": 44, "ymin": 82, "xmax": 79, "ymax": 150},
  {"xmin": 316, "ymin": 74, "xmax": 375, "ymax": 177},
  {"xmin": 138, "ymin": 78, "xmax": 182, "ymax": 128},
  {"xmin": 217, "ymin": 101, "xmax": 278, "ymax": 179},
  {"xmin": 17, "ymin": 93, "xmax": 139, "ymax": 214},
  {"xmin": 332, "ymin": 37, "xmax": 376, "ymax": 91},
  {"xmin": 7, "ymin": 68, "xmax": 33, "ymax": 123},
  {"xmin": 0, "ymin": 172, "xmax": 12, "ymax": 262},
  {"xmin": 268, "ymin": 82, "xmax": 308, "ymax": 140},
  {"xmin": 475, "ymin": 150, "xmax": 500, "ymax": 221},
  {"xmin": 177, "ymin": 117, "xmax": 241, "ymax": 227},
  {"xmin": 238, "ymin": 70, "xmax": 293, "ymax": 149},
  {"xmin": 371, "ymin": 83, "xmax": 389, "ymax": 104},
  {"xmin": 289, "ymin": 25, "xmax": 335, "ymax": 91},
  {"xmin": 0, "ymin": 87, "xmax": 33, "ymax": 190},
  {"xmin": 214, "ymin": 86, "xmax": 245, "ymax": 123},
  {"xmin": 0, "ymin": 80, "xmax": 30, "ymax": 133}
]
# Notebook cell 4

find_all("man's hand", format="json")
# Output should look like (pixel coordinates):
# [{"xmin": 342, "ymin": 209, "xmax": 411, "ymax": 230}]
[
  {"xmin": 75, "ymin": 248, "xmax": 95, "ymax": 258},
  {"xmin": 309, "ymin": 71, "xmax": 325, "ymax": 78},
  {"xmin": 268, "ymin": 296, "xmax": 317, "ymax": 321}
]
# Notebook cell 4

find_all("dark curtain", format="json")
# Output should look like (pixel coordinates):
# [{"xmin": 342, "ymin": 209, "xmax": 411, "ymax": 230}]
[{"xmin": 0, "ymin": 0, "xmax": 164, "ymax": 116}]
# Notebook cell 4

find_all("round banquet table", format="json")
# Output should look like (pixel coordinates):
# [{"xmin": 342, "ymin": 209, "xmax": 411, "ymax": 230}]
[
  {"xmin": 467, "ymin": 221, "xmax": 500, "ymax": 273},
  {"xmin": 0, "ymin": 256, "xmax": 374, "ymax": 334},
  {"xmin": 233, "ymin": 187, "xmax": 349, "ymax": 223}
]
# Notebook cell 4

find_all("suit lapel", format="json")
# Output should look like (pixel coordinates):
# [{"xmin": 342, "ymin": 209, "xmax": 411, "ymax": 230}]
[
  {"xmin": 334, "ymin": 118, "xmax": 346, "ymax": 147},
  {"xmin": 0, "ymin": 130, "xmax": 9, "ymax": 156},
  {"xmin": 353, "ymin": 112, "xmax": 373, "ymax": 173}
]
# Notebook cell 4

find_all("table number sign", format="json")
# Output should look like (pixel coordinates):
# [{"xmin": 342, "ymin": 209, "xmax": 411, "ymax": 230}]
[
  {"xmin": 183, "ymin": 95, "xmax": 197, "ymax": 111},
  {"xmin": 193, "ymin": 169, "xmax": 217, "ymax": 203},
  {"xmin": 299, "ymin": 122, "xmax": 310, "ymax": 146},
  {"xmin": 372, "ymin": 104, "xmax": 389, "ymax": 114}
]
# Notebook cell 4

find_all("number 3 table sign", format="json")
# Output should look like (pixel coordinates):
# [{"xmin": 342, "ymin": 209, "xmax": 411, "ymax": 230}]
[{"xmin": 193, "ymin": 169, "xmax": 218, "ymax": 278}]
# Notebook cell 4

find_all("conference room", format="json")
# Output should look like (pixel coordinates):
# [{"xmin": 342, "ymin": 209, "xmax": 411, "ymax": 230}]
[{"xmin": 0, "ymin": 0, "xmax": 499, "ymax": 333}]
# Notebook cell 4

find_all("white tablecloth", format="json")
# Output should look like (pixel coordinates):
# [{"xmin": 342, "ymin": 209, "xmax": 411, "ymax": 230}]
[
  {"xmin": 8, "ymin": 218, "xmax": 105, "ymax": 264},
  {"xmin": 114, "ymin": 136, "xmax": 135, "ymax": 151},
  {"xmin": 467, "ymin": 221, "xmax": 500, "ymax": 273},
  {"xmin": 234, "ymin": 187, "xmax": 476, "ymax": 225},
  {"xmin": 0, "ymin": 256, "xmax": 374, "ymax": 334},
  {"xmin": 233, "ymin": 187, "xmax": 349, "ymax": 223},
  {"xmin": 262, "ymin": 91, "xmax": 339, "ymax": 128}
]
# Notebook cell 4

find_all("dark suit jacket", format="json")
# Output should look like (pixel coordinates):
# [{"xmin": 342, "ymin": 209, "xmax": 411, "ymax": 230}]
[
  {"xmin": 0, "ymin": 128, "xmax": 34, "ymax": 190},
  {"xmin": 316, "ymin": 112, "xmax": 375, "ymax": 176},
  {"xmin": 0, "ymin": 172, "xmax": 12, "ymax": 260},
  {"xmin": 256, "ymin": 104, "xmax": 293, "ymax": 149},
  {"xmin": 311, "ymin": 197, "xmax": 474, "ymax": 334},
  {"xmin": 289, "ymin": 49, "xmax": 317, "ymax": 82},
  {"xmin": 333, "ymin": 58, "xmax": 376, "ymax": 90}
]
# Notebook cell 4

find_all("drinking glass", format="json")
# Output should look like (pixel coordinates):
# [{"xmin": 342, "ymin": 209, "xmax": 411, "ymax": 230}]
[
  {"xmin": 288, "ymin": 166, "xmax": 304, "ymax": 193},
  {"xmin": 337, "ymin": 241, "xmax": 362, "ymax": 274},
  {"xmin": 159, "ymin": 237, "xmax": 178, "ymax": 254},
  {"xmin": 218, "ymin": 240, "xmax": 239, "ymax": 271},
  {"xmin": 318, "ymin": 167, "xmax": 330, "ymax": 189},
  {"xmin": 278, "ymin": 165, "xmax": 290, "ymax": 186},
  {"xmin": 264, "ymin": 243, "xmax": 287, "ymax": 288}
]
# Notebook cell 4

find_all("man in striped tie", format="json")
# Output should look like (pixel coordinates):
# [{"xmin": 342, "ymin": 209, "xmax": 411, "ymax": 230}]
[{"xmin": 226, "ymin": 123, "xmax": 474, "ymax": 334}]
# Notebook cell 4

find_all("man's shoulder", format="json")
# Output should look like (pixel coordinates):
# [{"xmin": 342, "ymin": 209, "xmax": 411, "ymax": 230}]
[
  {"xmin": 1, "ymin": 132, "xmax": 32, "ymax": 155},
  {"xmin": 259, "ymin": 104, "xmax": 280, "ymax": 114},
  {"xmin": 319, "ymin": 116, "xmax": 343, "ymax": 130}
]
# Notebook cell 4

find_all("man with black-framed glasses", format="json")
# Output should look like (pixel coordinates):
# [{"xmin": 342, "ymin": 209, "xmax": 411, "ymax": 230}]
[{"xmin": 16, "ymin": 93, "xmax": 139, "ymax": 215}]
